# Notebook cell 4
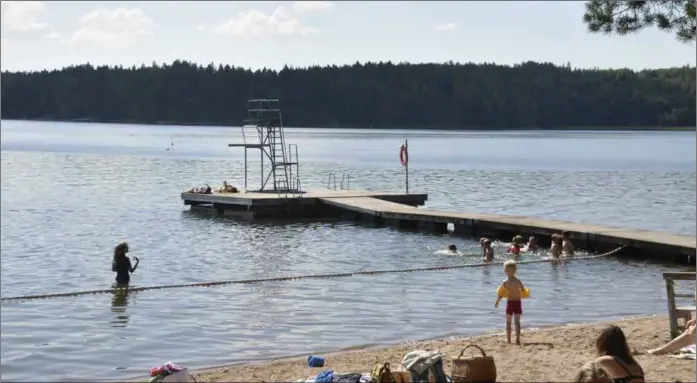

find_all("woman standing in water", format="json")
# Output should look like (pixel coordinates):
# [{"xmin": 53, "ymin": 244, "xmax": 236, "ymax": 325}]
[{"xmin": 112, "ymin": 241, "xmax": 139, "ymax": 286}]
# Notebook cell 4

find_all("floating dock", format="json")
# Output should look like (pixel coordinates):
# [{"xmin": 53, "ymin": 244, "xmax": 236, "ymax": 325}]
[
  {"xmin": 182, "ymin": 190, "xmax": 428, "ymax": 219},
  {"xmin": 182, "ymin": 98, "xmax": 695, "ymax": 264},
  {"xmin": 181, "ymin": 191, "xmax": 696, "ymax": 264}
]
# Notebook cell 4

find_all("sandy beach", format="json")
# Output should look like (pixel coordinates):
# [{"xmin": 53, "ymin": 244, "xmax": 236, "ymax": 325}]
[{"xmin": 188, "ymin": 315, "xmax": 695, "ymax": 382}]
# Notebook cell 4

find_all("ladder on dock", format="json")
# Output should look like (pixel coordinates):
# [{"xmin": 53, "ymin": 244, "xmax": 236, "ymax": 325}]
[{"xmin": 229, "ymin": 99, "xmax": 301, "ymax": 193}]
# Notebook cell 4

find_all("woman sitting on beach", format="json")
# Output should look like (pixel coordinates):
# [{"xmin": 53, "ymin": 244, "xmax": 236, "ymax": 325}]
[
  {"xmin": 593, "ymin": 325, "xmax": 645, "ymax": 383},
  {"xmin": 112, "ymin": 241, "xmax": 139, "ymax": 286},
  {"xmin": 647, "ymin": 318, "xmax": 696, "ymax": 355}
]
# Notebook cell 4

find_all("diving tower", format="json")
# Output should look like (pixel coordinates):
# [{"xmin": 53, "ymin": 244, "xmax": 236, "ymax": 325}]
[{"xmin": 228, "ymin": 99, "xmax": 300, "ymax": 193}]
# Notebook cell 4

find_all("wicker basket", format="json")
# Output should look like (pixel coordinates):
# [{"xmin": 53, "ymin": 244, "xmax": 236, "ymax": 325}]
[
  {"xmin": 451, "ymin": 344, "xmax": 496, "ymax": 383},
  {"xmin": 391, "ymin": 371, "xmax": 412, "ymax": 383}
]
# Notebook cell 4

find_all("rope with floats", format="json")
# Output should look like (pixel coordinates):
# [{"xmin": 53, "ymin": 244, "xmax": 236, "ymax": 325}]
[{"xmin": 0, "ymin": 246, "xmax": 626, "ymax": 303}]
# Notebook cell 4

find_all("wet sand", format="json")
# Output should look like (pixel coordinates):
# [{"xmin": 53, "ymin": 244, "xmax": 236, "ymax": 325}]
[{"xmin": 189, "ymin": 315, "xmax": 695, "ymax": 382}]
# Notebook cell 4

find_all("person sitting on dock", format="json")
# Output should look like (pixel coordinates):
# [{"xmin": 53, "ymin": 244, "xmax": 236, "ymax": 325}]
[
  {"xmin": 186, "ymin": 184, "xmax": 212, "ymax": 194},
  {"xmin": 480, "ymin": 238, "xmax": 494, "ymax": 262},
  {"xmin": 523, "ymin": 236, "xmax": 538, "ymax": 253},
  {"xmin": 562, "ymin": 231, "xmax": 575, "ymax": 256},
  {"xmin": 219, "ymin": 181, "xmax": 239, "ymax": 193},
  {"xmin": 507, "ymin": 235, "xmax": 524, "ymax": 258},
  {"xmin": 549, "ymin": 234, "xmax": 562, "ymax": 259},
  {"xmin": 112, "ymin": 241, "xmax": 139, "ymax": 286}
]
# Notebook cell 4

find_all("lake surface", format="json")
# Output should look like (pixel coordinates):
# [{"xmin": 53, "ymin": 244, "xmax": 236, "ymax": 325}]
[{"xmin": 1, "ymin": 120, "xmax": 695, "ymax": 381}]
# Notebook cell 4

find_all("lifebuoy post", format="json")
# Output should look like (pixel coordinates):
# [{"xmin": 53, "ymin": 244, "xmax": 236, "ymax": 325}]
[{"xmin": 399, "ymin": 139, "xmax": 409, "ymax": 194}]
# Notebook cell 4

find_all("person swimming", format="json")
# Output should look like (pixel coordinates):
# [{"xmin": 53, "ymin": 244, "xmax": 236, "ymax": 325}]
[
  {"xmin": 562, "ymin": 231, "xmax": 575, "ymax": 256},
  {"xmin": 481, "ymin": 238, "xmax": 494, "ymax": 262},
  {"xmin": 507, "ymin": 235, "xmax": 524, "ymax": 258},
  {"xmin": 448, "ymin": 244, "xmax": 457, "ymax": 253},
  {"xmin": 549, "ymin": 234, "xmax": 562, "ymax": 259},
  {"xmin": 523, "ymin": 236, "xmax": 538, "ymax": 252},
  {"xmin": 112, "ymin": 241, "xmax": 139, "ymax": 286}
]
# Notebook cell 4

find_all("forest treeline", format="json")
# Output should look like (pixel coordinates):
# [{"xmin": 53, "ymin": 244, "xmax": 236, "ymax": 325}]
[{"xmin": 1, "ymin": 60, "xmax": 695, "ymax": 129}]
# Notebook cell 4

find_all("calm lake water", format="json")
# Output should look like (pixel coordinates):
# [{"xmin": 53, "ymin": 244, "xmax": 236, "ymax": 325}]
[{"xmin": 1, "ymin": 120, "xmax": 695, "ymax": 381}]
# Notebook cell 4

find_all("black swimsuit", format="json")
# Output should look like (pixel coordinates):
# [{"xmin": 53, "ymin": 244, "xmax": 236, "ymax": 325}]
[
  {"xmin": 611, "ymin": 357, "xmax": 644, "ymax": 383},
  {"xmin": 113, "ymin": 257, "xmax": 132, "ymax": 285}
]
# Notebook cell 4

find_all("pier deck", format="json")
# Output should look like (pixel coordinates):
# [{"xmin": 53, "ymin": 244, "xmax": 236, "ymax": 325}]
[
  {"xmin": 181, "ymin": 190, "xmax": 696, "ymax": 263},
  {"xmin": 181, "ymin": 189, "xmax": 428, "ymax": 219},
  {"xmin": 318, "ymin": 196, "xmax": 695, "ymax": 263}
]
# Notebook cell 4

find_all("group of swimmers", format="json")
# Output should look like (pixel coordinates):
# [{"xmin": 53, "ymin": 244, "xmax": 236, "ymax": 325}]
[{"xmin": 446, "ymin": 230, "xmax": 576, "ymax": 261}]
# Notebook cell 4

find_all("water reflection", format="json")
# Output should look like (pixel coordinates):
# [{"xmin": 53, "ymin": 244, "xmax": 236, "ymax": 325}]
[{"xmin": 110, "ymin": 288, "xmax": 134, "ymax": 328}]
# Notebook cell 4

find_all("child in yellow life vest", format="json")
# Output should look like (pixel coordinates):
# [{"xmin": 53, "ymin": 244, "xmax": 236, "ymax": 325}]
[{"xmin": 495, "ymin": 260, "xmax": 530, "ymax": 345}]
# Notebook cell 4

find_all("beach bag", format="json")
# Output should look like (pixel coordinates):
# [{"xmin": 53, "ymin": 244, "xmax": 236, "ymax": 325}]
[
  {"xmin": 371, "ymin": 362, "xmax": 396, "ymax": 383},
  {"xmin": 162, "ymin": 369, "xmax": 195, "ymax": 383},
  {"xmin": 408, "ymin": 359, "xmax": 447, "ymax": 383},
  {"xmin": 451, "ymin": 345, "xmax": 496, "ymax": 383}
]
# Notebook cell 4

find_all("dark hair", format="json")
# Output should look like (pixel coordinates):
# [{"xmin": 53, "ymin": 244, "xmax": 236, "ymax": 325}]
[
  {"xmin": 448, "ymin": 244, "xmax": 457, "ymax": 251},
  {"xmin": 596, "ymin": 325, "xmax": 634, "ymax": 362},
  {"xmin": 112, "ymin": 242, "xmax": 129, "ymax": 266}
]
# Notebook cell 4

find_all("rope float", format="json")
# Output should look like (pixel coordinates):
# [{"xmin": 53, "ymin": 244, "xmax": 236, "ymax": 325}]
[{"xmin": 0, "ymin": 246, "xmax": 626, "ymax": 303}]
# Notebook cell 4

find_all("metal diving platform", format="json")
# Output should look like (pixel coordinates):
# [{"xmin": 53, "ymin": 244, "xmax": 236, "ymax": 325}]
[{"xmin": 228, "ymin": 99, "xmax": 301, "ymax": 193}]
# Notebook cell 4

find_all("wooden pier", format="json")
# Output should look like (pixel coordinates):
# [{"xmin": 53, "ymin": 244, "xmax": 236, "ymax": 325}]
[
  {"xmin": 181, "ymin": 189, "xmax": 428, "ymax": 219},
  {"xmin": 181, "ymin": 190, "xmax": 696, "ymax": 264}
]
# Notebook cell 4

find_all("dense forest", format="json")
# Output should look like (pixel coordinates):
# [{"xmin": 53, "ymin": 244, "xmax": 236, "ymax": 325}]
[{"xmin": 1, "ymin": 60, "xmax": 695, "ymax": 129}]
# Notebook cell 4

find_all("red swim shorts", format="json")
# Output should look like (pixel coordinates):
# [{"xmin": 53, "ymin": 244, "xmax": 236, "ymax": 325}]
[{"xmin": 506, "ymin": 300, "xmax": 523, "ymax": 315}]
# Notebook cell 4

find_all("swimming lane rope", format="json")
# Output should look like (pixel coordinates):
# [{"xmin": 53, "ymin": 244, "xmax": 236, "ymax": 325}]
[{"xmin": 0, "ymin": 246, "xmax": 626, "ymax": 303}]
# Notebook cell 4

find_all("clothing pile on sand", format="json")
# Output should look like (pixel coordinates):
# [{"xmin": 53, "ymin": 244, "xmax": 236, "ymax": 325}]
[
  {"xmin": 295, "ymin": 350, "xmax": 455, "ymax": 383},
  {"xmin": 149, "ymin": 361, "xmax": 192, "ymax": 383}
]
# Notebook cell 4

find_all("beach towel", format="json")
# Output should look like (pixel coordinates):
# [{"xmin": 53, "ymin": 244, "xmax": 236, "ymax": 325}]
[
  {"xmin": 671, "ymin": 345, "xmax": 696, "ymax": 360},
  {"xmin": 315, "ymin": 370, "xmax": 334, "ymax": 383},
  {"xmin": 299, "ymin": 372, "xmax": 371, "ymax": 383}
]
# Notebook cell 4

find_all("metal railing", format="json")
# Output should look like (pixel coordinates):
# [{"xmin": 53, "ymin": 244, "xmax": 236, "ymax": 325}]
[
  {"xmin": 327, "ymin": 171, "xmax": 352, "ymax": 190},
  {"xmin": 327, "ymin": 172, "xmax": 337, "ymax": 190},
  {"xmin": 340, "ymin": 172, "xmax": 351, "ymax": 190},
  {"xmin": 291, "ymin": 178, "xmax": 302, "ymax": 198}
]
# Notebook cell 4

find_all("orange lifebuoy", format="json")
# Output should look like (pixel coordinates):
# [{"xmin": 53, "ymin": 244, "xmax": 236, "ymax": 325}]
[{"xmin": 399, "ymin": 145, "xmax": 408, "ymax": 166}]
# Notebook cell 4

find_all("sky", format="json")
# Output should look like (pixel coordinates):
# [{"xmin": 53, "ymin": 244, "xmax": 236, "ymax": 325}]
[{"xmin": 1, "ymin": 1, "xmax": 695, "ymax": 72}]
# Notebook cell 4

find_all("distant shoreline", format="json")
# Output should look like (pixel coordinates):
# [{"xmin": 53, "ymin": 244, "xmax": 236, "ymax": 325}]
[{"xmin": 2, "ymin": 118, "xmax": 694, "ymax": 132}]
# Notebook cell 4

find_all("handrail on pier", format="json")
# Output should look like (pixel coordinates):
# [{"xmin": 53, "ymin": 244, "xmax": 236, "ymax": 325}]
[
  {"xmin": 327, "ymin": 172, "xmax": 337, "ymax": 190},
  {"xmin": 340, "ymin": 172, "xmax": 351, "ymax": 190},
  {"xmin": 663, "ymin": 271, "xmax": 696, "ymax": 338},
  {"xmin": 291, "ymin": 178, "xmax": 302, "ymax": 198}
]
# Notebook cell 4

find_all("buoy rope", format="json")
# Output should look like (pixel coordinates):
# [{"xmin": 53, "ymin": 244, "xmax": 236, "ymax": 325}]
[{"xmin": 0, "ymin": 246, "xmax": 625, "ymax": 303}]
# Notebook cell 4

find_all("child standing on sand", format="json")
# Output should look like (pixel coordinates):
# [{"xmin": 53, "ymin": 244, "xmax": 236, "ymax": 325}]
[{"xmin": 495, "ymin": 260, "xmax": 527, "ymax": 345}]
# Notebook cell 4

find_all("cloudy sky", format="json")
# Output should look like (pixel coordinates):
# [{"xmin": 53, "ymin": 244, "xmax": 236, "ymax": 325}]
[{"xmin": 1, "ymin": 1, "xmax": 694, "ymax": 72}]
